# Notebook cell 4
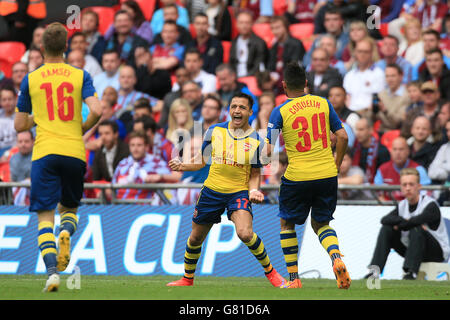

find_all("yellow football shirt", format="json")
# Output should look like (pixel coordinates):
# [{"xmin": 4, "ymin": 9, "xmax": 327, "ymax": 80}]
[
  {"xmin": 16, "ymin": 63, "xmax": 97, "ymax": 162},
  {"xmin": 201, "ymin": 122, "xmax": 264, "ymax": 193},
  {"xmin": 266, "ymin": 94, "xmax": 344, "ymax": 181}
]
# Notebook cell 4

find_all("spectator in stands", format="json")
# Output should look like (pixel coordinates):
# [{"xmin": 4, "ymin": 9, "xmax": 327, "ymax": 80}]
[
  {"xmin": 102, "ymin": 86, "xmax": 120, "ymax": 113},
  {"xmin": 175, "ymin": 48, "xmax": 217, "ymax": 94},
  {"xmin": 236, "ymin": 0, "xmax": 273, "ymax": 24},
  {"xmin": 79, "ymin": 9, "xmax": 106, "ymax": 64},
  {"xmin": 229, "ymin": 10, "xmax": 268, "ymax": 78},
  {"xmin": 11, "ymin": 62, "xmax": 27, "ymax": 94},
  {"xmin": 200, "ymin": 93, "xmax": 222, "ymax": 134},
  {"xmin": 119, "ymin": 97, "xmax": 153, "ymax": 134},
  {"xmin": 68, "ymin": 32, "xmax": 103, "ymax": 77},
  {"xmin": 412, "ymin": 29, "xmax": 450, "ymax": 81},
  {"xmin": 116, "ymin": 65, "xmax": 156, "ymax": 118},
  {"xmin": 343, "ymin": 37, "xmax": 385, "ymax": 118},
  {"xmin": 98, "ymin": 99, "xmax": 127, "ymax": 140},
  {"xmin": 375, "ymin": 35, "xmax": 413, "ymax": 84},
  {"xmin": 205, "ymin": 0, "xmax": 232, "ymax": 41},
  {"xmin": 20, "ymin": 26, "xmax": 44, "ymax": 64},
  {"xmin": 268, "ymin": 15, "xmax": 305, "ymax": 95},
  {"xmin": 113, "ymin": 131, "xmax": 172, "ymax": 203},
  {"xmin": 216, "ymin": 63, "xmax": 258, "ymax": 123},
  {"xmin": 150, "ymin": 20, "xmax": 185, "ymax": 72},
  {"xmin": 337, "ymin": 149, "xmax": 367, "ymax": 201},
  {"xmin": 374, "ymin": 137, "xmax": 431, "ymax": 201},
  {"xmin": 352, "ymin": 117, "xmax": 391, "ymax": 184},
  {"xmin": 341, "ymin": 20, "xmax": 371, "ymax": 69},
  {"xmin": 92, "ymin": 120, "xmax": 130, "ymax": 182},
  {"xmin": 0, "ymin": 70, "xmax": 12, "ymax": 90},
  {"xmin": 0, "ymin": 87, "xmax": 17, "ymax": 157},
  {"xmin": 306, "ymin": 47, "xmax": 342, "ymax": 98},
  {"xmin": 285, "ymin": 0, "xmax": 316, "ymax": 24},
  {"xmin": 419, "ymin": 48, "xmax": 450, "ymax": 100},
  {"xmin": 181, "ymin": 81, "xmax": 204, "ymax": 121},
  {"xmin": 375, "ymin": 64, "xmax": 410, "ymax": 135},
  {"xmin": 104, "ymin": 0, "xmax": 152, "ymax": 44},
  {"xmin": 317, "ymin": 34, "xmax": 346, "ymax": 76},
  {"xmin": 159, "ymin": 66, "xmax": 190, "ymax": 128},
  {"xmin": 389, "ymin": 17, "xmax": 424, "ymax": 66},
  {"xmin": 166, "ymin": 98, "xmax": 194, "ymax": 146},
  {"xmin": 9, "ymin": 130, "xmax": 33, "ymax": 182},
  {"xmin": 408, "ymin": 0, "xmax": 449, "ymax": 31},
  {"xmin": 93, "ymin": 50, "xmax": 121, "ymax": 99},
  {"xmin": 367, "ymin": 167, "xmax": 449, "ymax": 280},
  {"xmin": 152, "ymin": 3, "xmax": 193, "ymax": 46},
  {"xmin": 105, "ymin": 10, "xmax": 149, "ymax": 66},
  {"xmin": 405, "ymin": 81, "xmax": 424, "ymax": 114},
  {"xmin": 187, "ymin": 12, "xmax": 224, "ymax": 75},
  {"xmin": 401, "ymin": 81, "xmax": 442, "ymax": 143},
  {"xmin": 134, "ymin": 46, "xmax": 172, "ymax": 100},
  {"xmin": 372, "ymin": 0, "xmax": 404, "ymax": 23},
  {"xmin": 133, "ymin": 116, "xmax": 175, "ymax": 164},
  {"xmin": 437, "ymin": 101, "xmax": 450, "ymax": 145},
  {"xmin": 151, "ymin": 0, "xmax": 190, "ymax": 35},
  {"xmin": 428, "ymin": 119, "xmax": 450, "ymax": 184},
  {"xmin": 304, "ymin": 7, "xmax": 349, "ymax": 67},
  {"xmin": 253, "ymin": 91, "xmax": 275, "ymax": 132},
  {"xmin": 328, "ymin": 85, "xmax": 360, "ymax": 133},
  {"xmin": 256, "ymin": 70, "xmax": 276, "ymax": 93},
  {"xmin": 408, "ymin": 116, "xmax": 438, "ymax": 170},
  {"xmin": 27, "ymin": 46, "xmax": 43, "ymax": 72}
]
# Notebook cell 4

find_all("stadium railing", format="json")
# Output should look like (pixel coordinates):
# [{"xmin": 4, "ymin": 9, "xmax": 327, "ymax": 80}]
[{"xmin": 0, "ymin": 182, "xmax": 449, "ymax": 206}]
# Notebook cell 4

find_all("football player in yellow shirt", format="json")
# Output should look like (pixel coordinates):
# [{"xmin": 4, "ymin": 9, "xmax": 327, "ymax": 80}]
[
  {"xmin": 15, "ymin": 23, "xmax": 102, "ymax": 292},
  {"xmin": 265, "ymin": 61, "xmax": 351, "ymax": 289},
  {"xmin": 166, "ymin": 92, "xmax": 286, "ymax": 287}
]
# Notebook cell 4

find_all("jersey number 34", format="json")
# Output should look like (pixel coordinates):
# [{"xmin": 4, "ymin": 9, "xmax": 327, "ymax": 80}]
[{"xmin": 292, "ymin": 112, "xmax": 328, "ymax": 152}]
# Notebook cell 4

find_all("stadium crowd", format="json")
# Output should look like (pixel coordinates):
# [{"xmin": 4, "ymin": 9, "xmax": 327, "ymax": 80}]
[{"xmin": 0, "ymin": 0, "xmax": 449, "ymax": 206}]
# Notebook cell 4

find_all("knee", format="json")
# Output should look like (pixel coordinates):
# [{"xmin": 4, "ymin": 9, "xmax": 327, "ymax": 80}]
[
  {"xmin": 188, "ymin": 235, "xmax": 204, "ymax": 247},
  {"xmin": 311, "ymin": 218, "xmax": 327, "ymax": 234},
  {"xmin": 236, "ymin": 227, "xmax": 254, "ymax": 243},
  {"xmin": 408, "ymin": 226, "xmax": 425, "ymax": 241}
]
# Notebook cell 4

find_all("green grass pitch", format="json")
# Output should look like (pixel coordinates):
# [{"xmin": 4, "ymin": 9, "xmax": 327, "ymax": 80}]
[{"xmin": 0, "ymin": 275, "xmax": 449, "ymax": 300}]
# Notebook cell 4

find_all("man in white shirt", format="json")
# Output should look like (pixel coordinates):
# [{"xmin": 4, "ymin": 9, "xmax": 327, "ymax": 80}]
[
  {"xmin": 343, "ymin": 38, "xmax": 385, "ymax": 118},
  {"xmin": 93, "ymin": 50, "xmax": 121, "ymax": 99},
  {"xmin": 175, "ymin": 47, "xmax": 216, "ymax": 94}
]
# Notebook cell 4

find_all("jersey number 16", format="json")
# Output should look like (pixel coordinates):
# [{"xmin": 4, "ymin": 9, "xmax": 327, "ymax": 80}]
[{"xmin": 40, "ymin": 82, "xmax": 74, "ymax": 121}]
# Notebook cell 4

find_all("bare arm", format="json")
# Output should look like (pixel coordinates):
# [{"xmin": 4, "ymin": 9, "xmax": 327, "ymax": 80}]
[
  {"xmin": 334, "ymin": 127, "xmax": 348, "ymax": 172},
  {"xmin": 248, "ymin": 167, "xmax": 264, "ymax": 203},
  {"xmin": 169, "ymin": 151, "xmax": 206, "ymax": 172},
  {"xmin": 82, "ymin": 96, "xmax": 102, "ymax": 134},
  {"xmin": 14, "ymin": 112, "xmax": 34, "ymax": 132}
]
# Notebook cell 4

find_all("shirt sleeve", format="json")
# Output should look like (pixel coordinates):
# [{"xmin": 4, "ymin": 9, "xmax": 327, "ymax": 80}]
[
  {"xmin": 327, "ymin": 99, "xmax": 344, "ymax": 133},
  {"xmin": 266, "ymin": 107, "xmax": 283, "ymax": 145},
  {"xmin": 16, "ymin": 74, "xmax": 32, "ymax": 114},
  {"xmin": 82, "ymin": 70, "xmax": 97, "ymax": 100}
]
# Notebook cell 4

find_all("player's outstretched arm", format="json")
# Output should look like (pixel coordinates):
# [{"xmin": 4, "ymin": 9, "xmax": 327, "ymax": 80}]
[
  {"xmin": 169, "ymin": 151, "xmax": 206, "ymax": 172},
  {"xmin": 14, "ymin": 112, "xmax": 35, "ymax": 132},
  {"xmin": 248, "ymin": 167, "xmax": 264, "ymax": 203},
  {"xmin": 82, "ymin": 96, "xmax": 102, "ymax": 134},
  {"xmin": 334, "ymin": 127, "xmax": 349, "ymax": 172}
]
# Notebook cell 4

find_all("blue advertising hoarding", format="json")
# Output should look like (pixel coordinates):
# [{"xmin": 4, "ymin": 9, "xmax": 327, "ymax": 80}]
[{"xmin": 0, "ymin": 205, "xmax": 305, "ymax": 277}]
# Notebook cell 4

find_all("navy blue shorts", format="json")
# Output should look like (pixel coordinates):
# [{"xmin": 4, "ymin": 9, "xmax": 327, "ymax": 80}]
[
  {"xmin": 30, "ymin": 154, "xmax": 86, "ymax": 212},
  {"xmin": 193, "ymin": 186, "xmax": 253, "ymax": 225},
  {"xmin": 278, "ymin": 176, "xmax": 337, "ymax": 225}
]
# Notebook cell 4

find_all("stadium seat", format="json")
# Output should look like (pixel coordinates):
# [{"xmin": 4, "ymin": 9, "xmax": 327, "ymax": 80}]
[
  {"xmin": 417, "ymin": 262, "xmax": 450, "ymax": 281},
  {"xmin": 273, "ymin": 0, "xmax": 288, "ymax": 16},
  {"xmin": 189, "ymin": 23, "xmax": 196, "ymax": 38},
  {"xmin": 228, "ymin": 6, "xmax": 239, "ymax": 40},
  {"xmin": 222, "ymin": 41, "xmax": 231, "ymax": 63},
  {"xmin": 252, "ymin": 23, "xmax": 274, "ymax": 48},
  {"xmin": 238, "ymin": 76, "xmax": 261, "ymax": 96},
  {"xmin": 379, "ymin": 23, "xmax": 389, "ymax": 37},
  {"xmin": 302, "ymin": 38, "xmax": 314, "ymax": 51},
  {"xmin": 86, "ymin": 6, "xmax": 115, "ymax": 35},
  {"xmin": 380, "ymin": 129, "xmax": 400, "ymax": 152},
  {"xmin": 289, "ymin": 23, "xmax": 314, "ymax": 41},
  {"xmin": 275, "ymin": 94, "xmax": 287, "ymax": 106},
  {"xmin": 0, "ymin": 41, "xmax": 26, "ymax": 78}
]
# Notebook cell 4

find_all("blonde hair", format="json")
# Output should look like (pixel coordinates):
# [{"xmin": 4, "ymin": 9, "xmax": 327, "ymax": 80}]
[
  {"xmin": 166, "ymin": 98, "xmax": 194, "ymax": 145},
  {"xmin": 400, "ymin": 168, "xmax": 420, "ymax": 183},
  {"xmin": 404, "ymin": 17, "xmax": 422, "ymax": 42},
  {"xmin": 349, "ymin": 21, "xmax": 369, "ymax": 54}
]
